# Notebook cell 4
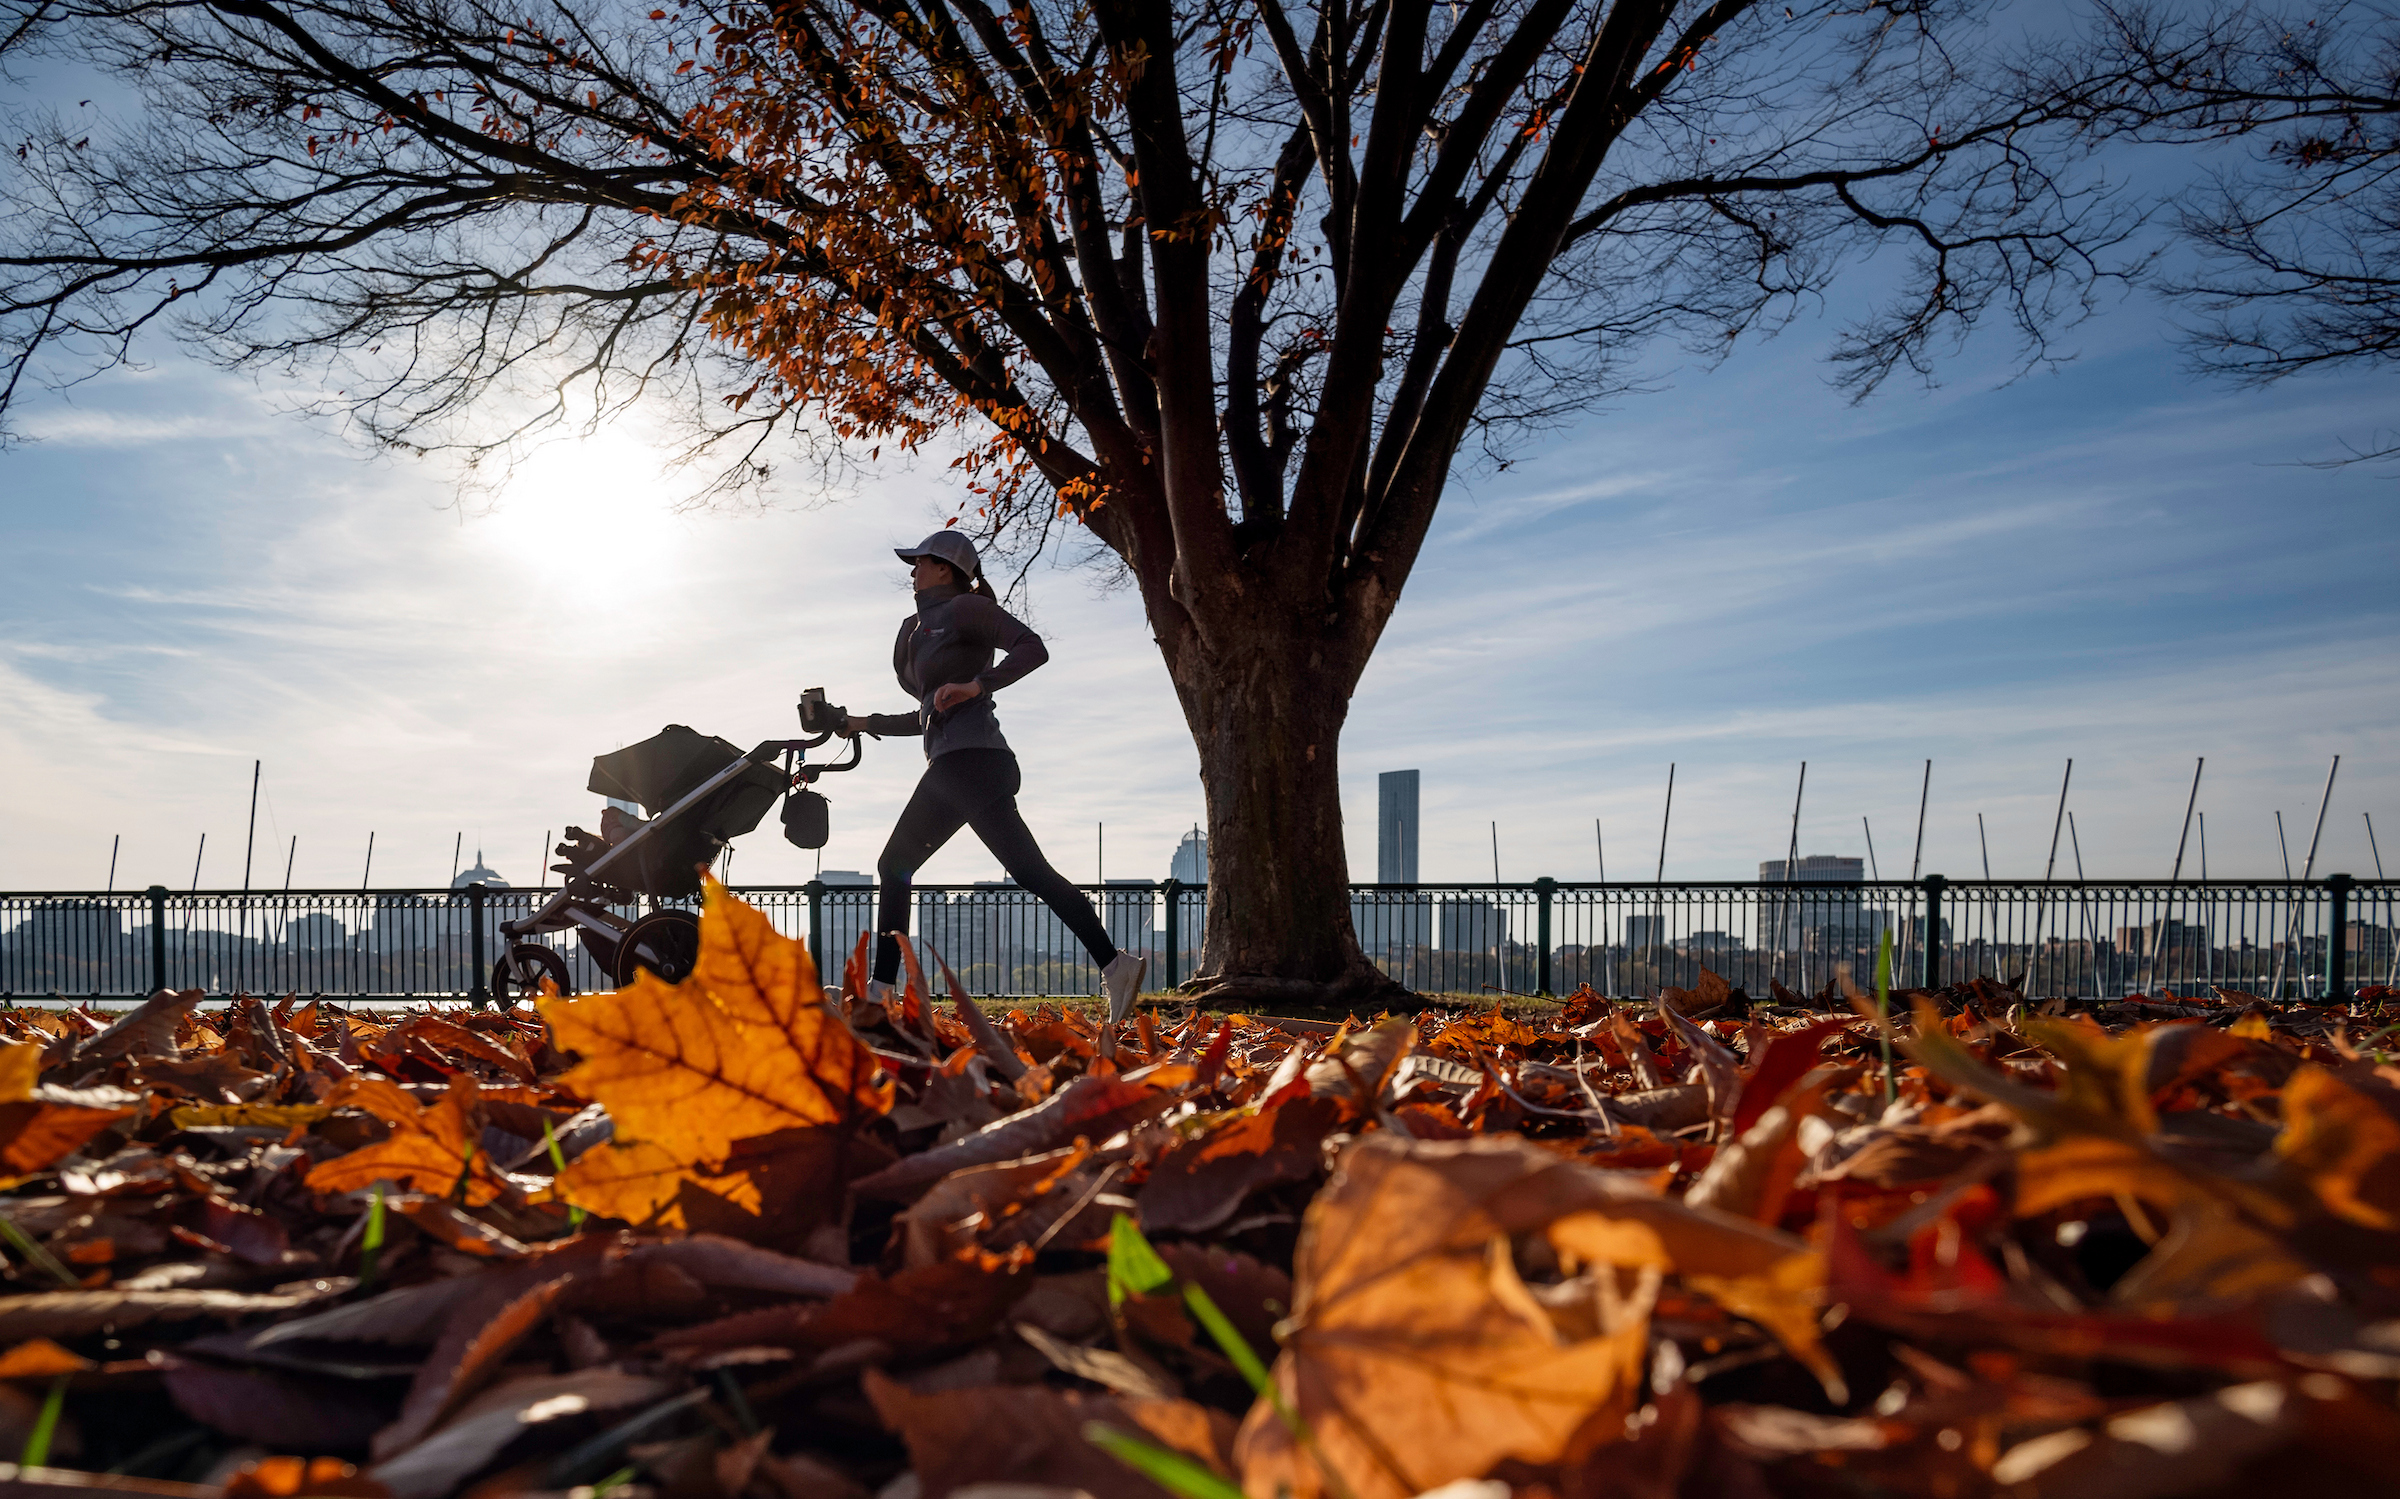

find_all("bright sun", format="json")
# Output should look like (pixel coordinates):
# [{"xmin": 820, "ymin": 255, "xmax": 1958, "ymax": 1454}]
[{"xmin": 471, "ymin": 429, "xmax": 690, "ymax": 589}]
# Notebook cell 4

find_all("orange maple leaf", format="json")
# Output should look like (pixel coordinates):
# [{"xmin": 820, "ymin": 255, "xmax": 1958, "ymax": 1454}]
[
  {"xmin": 0, "ymin": 1035, "xmax": 135, "ymax": 1172},
  {"xmin": 542, "ymin": 880, "xmax": 889, "ymax": 1222},
  {"xmin": 305, "ymin": 1076, "xmax": 504, "ymax": 1206},
  {"xmin": 554, "ymin": 1136, "xmax": 694, "ymax": 1226}
]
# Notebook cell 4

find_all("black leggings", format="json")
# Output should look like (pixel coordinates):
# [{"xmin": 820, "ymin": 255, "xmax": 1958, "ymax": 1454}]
[{"xmin": 872, "ymin": 748, "xmax": 1118, "ymax": 984}]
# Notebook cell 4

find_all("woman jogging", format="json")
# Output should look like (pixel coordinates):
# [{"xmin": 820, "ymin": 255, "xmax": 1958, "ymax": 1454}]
[{"xmin": 838, "ymin": 530, "xmax": 1146, "ymax": 1019}]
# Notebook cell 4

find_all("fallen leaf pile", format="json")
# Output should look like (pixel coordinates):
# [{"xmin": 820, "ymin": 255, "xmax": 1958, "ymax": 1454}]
[{"xmin": 0, "ymin": 879, "xmax": 2395, "ymax": 1498}]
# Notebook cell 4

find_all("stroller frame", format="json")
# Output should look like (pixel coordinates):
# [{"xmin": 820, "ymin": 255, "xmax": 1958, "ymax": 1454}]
[{"xmin": 491, "ymin": 706, "xmax": 861, "ymax": 1002}]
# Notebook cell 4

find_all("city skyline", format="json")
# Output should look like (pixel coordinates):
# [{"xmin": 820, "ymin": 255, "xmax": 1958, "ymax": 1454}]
[
  {"xmin": 7, "ymin": 762, "xmax": 2387, "ymax": 892},
  {"xmin": 6, "ymin": 263, "xmax": 2394, "ymax": 893}
]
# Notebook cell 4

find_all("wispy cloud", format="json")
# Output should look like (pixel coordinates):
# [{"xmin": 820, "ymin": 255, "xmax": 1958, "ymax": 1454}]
[
  {"xmin": 2, "ymin": 308, "xmax": 2392, "ymax": 897},
  {"xmin": 18, "ymin": 408, "xmax": 277, "ymax": 447}
]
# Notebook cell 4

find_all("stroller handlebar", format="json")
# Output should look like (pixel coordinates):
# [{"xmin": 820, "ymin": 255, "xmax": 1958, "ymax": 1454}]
[
  {"xmin": 790, "ymin": 688, "xmax": 862, "ymax": 777},
  {"xmin": 785, "ymin": 734, "xmax": 861, "ymax": 781}
]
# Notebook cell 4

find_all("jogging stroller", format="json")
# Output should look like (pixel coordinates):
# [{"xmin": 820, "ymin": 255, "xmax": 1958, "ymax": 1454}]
[{"xmin": 490, "ymin": 691, "xmax": 858, "ymax": 1002}]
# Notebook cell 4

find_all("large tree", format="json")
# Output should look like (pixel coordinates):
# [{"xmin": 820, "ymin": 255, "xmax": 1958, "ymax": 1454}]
[{"xmin": 2, "ymin": 0, "xmax": 2127, "ymax": 1002}]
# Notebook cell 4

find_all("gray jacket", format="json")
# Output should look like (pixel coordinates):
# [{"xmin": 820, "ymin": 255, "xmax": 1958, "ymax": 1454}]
[{"xmin": 856, "ymin": 584, "xmax": 1047, "ymax": 759}]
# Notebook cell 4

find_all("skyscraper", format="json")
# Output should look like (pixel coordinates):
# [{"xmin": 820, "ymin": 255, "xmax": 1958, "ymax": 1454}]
[
  {"xmin": 451, "ymin": 851, "xmax": 508, "ymax": 889},
  {"xmin": 1378, "ymin": 770, "xmax": 1419, "ymax": 883},
  {"xmin": 1170, "ymin": 830, "xmax": 1208, "ymax": 884},
  {"xmin": 1758, "ymin": 855, "xmax": 1881, "ymax": 952}
]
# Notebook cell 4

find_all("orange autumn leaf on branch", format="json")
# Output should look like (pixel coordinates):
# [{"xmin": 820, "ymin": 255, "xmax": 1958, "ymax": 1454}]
[{"xmin": 545, "ymin": 880, "xmax": 890, "ymax": 1224}]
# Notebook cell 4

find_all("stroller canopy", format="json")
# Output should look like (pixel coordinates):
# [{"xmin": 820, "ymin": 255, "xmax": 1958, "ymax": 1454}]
[{"xmin": 587, "ymin": 726, "xmax": 786, "ymax": 896}]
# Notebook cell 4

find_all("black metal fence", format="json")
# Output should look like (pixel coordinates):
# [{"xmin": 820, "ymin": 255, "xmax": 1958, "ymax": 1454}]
[{"xmin": 2, "ymin": 877, "xmax": 2390, "ymax": 1004}]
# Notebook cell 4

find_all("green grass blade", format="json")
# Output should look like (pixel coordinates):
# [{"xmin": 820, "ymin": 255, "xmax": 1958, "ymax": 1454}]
[
  {"xmin": 544, "ymin": 1118, "xmax": 587, "ymax": 1228},
  {"xmin": 1876, "ymin": 928, "xmax": 1898, "ymax": 1105},
  {"xmin": 450, "ymin": 1139, "xmax": 479, "ymax": 1204},
  {"xmin": 1106, "ymin": 1212, "xmax": 1174, "ymax": 1307},
  {"xmin": 1081, "ymin": 1422, "xmax": 1245, "ymax": 1499},
  {"xmin": 714, "ymin": 1368, "xmax": 759, "ymax": 1437},
  {"xmin": 21, "ymin": 1377, "xmax": 66, "ymax": 1467},
  {"xmin": 1105, "ymin": 1212, "xmax": 1356, "ymax": 1499},
  {"xmin": 0, "ymin": 1212, "xmax": 81, "ymax": 1290},
  {"xmin": 1181, "ymin": 1283, "xmax": 1273, "ymax": 1397},
  {"xmin": 359, "ymin": 1184, "xmax": 386, "ymax": 1289}
]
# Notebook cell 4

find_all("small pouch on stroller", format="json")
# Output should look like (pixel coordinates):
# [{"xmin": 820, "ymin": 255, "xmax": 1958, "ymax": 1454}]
[{"xmin": 782, "ymin": 788, "xmax": 830, "ymax": 850}]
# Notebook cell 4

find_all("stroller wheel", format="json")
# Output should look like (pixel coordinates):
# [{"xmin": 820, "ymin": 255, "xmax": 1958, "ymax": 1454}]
[
  {"xmin": 494, "ymin": 943, "xmax": 572, "ymax": 1004},
  {"xmin": 616, "ymin": 908, "xmax": 702, "ymax": 987}
]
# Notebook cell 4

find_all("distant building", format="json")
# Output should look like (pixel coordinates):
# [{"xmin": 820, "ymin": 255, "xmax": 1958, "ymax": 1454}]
[
  {"xmin": 1439, "ymin": 895, "xmax": 1508, "ymax": 953},
  {"xmin": 1377, "ymin": 771, "xmax": 1420, "ymax": 883},
  {"xmin": 2346, "ymin": 921, "xmax": 2395, "ymax": 967},
  {"xmin": 1170, "ymin": 831, "xmax": 1208, "ymax": 885},
  {"xmin": 1101, "ymin": 879, "xmax": 1157, "ymax": 954},
  {"xmin": 2113, "ymin": 919, "xmax": 2204, "ymax": 958},
  {"xmin": 364, "ymin": 891, "xmax": 438, "ymax": 938},
  {"xmin": 5, "ymin": 899, "xmax": 124, "ymax": 948},
  {"xmin": 452, "ymin": 852, "xmax": 508, "ymax": 889},
  {"xmin": 1759, "ymin": 855, "xmax": 1881, "ymax": 952},
  {"xmin": 1352, "ymin": 890, "xmax": 1432, "ymax": 954},
  {"xmin": 914, "ymin": 887, "xmax": 967, "ymax": 967},
  {"xmin": 1673, "ymin": 930, "xmax": 1740, "ymax": 954},
  {"xmin": 924, "ymin": 881, "xmax": 1059, "ymax": 965},
  {"xmin": 1758, "ymin": 855, "xmax": 1866, "ymax": 885},
  {"xmin": 815, "ymin": 871, "xmax": 874, "ymax": 971},
  {"xmin": 1626, "ymin": 914, "xmax": 1667, "ymax": 949},
  {"xmin": 287, "ymin": 912, "xmax": 349, "ymax": 951}
]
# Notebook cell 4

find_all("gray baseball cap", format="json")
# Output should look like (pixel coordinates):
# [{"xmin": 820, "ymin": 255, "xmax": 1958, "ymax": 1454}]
[{"xmin": 894, "ymin": 529, "xmax": 981, "ymax": 578}]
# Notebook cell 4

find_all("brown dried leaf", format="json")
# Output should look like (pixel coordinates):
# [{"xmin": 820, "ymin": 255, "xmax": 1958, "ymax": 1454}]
[
  {"xmin": 1138, "ymin": 1095, "xmax": 1343, "ymax": 1235},
  {"xmin": 866, "ymin": 1369, "xmax": 1232, "ymax": 1499},
  {"xmin": 0, "ymin": 1282, "xmax": 348, "ymax": 1341},
  {"xmin": 854, "ymin": 1072, "xmax": 1179, "ymax": 1200},
  {"xmin": 367, "ymin": 1369, "xmax": 676, "ymax": 1499},
  {"xmin": 1237, "ymin": 1134, "xmax": 1788, "ymax": 1499},
  {"xmin": 373, "ymin": 1274, "xmax": 576, "ymax": 1460},
  {"xmin": 164, "ymin": 1359, "xmax": 394, "ymax": 1451}
]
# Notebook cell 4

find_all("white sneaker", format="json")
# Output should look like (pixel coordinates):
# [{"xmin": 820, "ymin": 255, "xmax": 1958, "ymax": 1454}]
[
  {"xmin": 864, "ymin": 979, "xmax": 897, "ymax": 1008},
  {"xmin": 1102, "ymin": 952, "xmax": 1148, "ymax": 1025}
]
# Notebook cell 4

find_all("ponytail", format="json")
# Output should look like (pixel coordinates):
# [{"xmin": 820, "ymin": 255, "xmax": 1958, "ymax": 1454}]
[{"xmin": 963, "ymin": 567, "xmax": 998, "ymax": 601}]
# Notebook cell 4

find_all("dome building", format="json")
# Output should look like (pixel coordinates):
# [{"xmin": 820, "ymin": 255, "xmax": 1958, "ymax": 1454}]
[{"xmin": 452, "ymin": 853, "xmax": 509, "ymax": 889}]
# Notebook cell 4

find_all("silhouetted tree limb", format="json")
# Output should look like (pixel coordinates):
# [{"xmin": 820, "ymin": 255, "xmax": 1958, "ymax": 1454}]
[
  {"xmin": 2034, "ymin": 0, "xmax": 2400, "ymax": 422},
  {"xmin": 1, "ymin": 0, "xmax": 2137, "ymax": 996}
]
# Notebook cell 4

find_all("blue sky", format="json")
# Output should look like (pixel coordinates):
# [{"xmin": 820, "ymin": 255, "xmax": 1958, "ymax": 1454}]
[{"xmin": 4, "ymin": 241, "xmax": 2395, "ymax": 892}]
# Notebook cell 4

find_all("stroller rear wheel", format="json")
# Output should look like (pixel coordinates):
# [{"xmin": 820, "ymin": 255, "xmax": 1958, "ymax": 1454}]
[
  {"xmin": 493, "ymin": 943, "xmax": 572, "ymax": 1006},
  {"xmin": 616, "ymin": 908, "xmax": 702, "ymax": 987}
]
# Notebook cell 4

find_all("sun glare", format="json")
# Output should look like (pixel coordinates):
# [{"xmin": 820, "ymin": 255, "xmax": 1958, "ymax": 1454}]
[{"xmin": 471, "ymin": 430, "xmax": 690, "ymax": 590}]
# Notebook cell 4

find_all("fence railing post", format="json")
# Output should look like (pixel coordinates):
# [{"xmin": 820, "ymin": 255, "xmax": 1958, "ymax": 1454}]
[
  {"xmin": 466, "ymin": 883, "xmax": 489, "ymax": 1005},
  {"xmin": 1534, "ymin": 878, "xmax": 1555, "ymax": 996},
  {"xmin": 1162, "ymin": 879, "xmax": 1181, "ymax": 990},
  {"xmin": 1922, "ymin": 875, "xmax": 1946, "ymax": 991},
  {"xmin": 147, "ymin": 885, "xmax": 168, "ymax": 995},
  {"xmin": 2326, "ymin": 872, "xmax": 2351, "ymax": 1002},
  {"xmin": 806, "ymin": 880, "xmax": 825, "ymax": 976}
]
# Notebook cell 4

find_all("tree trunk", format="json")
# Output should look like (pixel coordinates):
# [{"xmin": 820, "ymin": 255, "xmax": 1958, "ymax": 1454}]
[{"xmin": 1163, "ymin": 615, "xmax": 1407, "ymax": 1011}]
